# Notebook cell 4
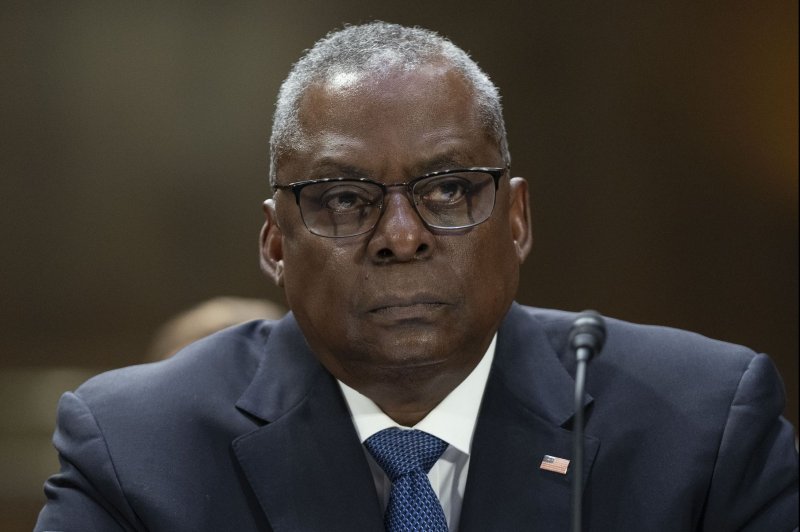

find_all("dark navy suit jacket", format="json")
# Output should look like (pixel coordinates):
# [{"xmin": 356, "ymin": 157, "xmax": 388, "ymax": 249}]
[{"xmin": 36, "ymin": 304, "xmax": 798, "ymax": 531}]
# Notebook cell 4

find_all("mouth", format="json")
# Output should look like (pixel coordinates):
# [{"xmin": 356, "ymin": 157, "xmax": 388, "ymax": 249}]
[{"xmin": 367, "ymin": 297, "xmax": 451, "ymax": 321}]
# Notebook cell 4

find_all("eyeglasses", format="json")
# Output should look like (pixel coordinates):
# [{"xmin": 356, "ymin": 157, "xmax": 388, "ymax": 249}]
[{"xmin": 273, "ymin": 167, "xmax": 508, "ymax": 238}]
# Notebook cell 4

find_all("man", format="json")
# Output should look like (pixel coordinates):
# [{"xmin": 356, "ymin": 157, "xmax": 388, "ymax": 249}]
[{"xmin": 36, "ymin": 22, "xmax": 797, "ymax": 531}]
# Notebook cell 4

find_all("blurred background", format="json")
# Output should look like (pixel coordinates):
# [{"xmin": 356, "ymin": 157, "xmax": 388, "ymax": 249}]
[{"xmin": 1, "ymin": 1, "xmax": 796, "ymax": 529}]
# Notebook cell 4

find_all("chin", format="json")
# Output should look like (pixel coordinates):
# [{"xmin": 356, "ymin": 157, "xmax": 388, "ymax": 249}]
[
  {"xmin": 367, "ymin": 356, "xmax": 451, "ymax": 390},
  {"xmin": 347, "ymin": 327, "xmax": 443, "ymax": 363}
]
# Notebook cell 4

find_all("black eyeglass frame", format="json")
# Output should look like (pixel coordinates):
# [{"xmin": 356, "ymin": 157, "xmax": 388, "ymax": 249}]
[{"xmin": 272, "ymin": 166, "xmax": 509, "ymax": 237}]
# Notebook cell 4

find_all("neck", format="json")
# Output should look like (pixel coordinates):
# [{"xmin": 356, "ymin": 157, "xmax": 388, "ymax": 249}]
[{"xmin": 350, "ymin": 361, "xmax": 476, "ymax": 426}]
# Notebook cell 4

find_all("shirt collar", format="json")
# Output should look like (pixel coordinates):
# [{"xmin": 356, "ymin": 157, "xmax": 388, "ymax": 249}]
[{"xmin": 338, "ymin": 334, "xmax": 496, "ymax": 456}]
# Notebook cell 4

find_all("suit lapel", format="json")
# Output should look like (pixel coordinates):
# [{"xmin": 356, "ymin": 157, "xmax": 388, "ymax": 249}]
[
  {"xmin": 231, "ymin": 305, "xmax": 601, "ymax": 530},
  {"xmin": 460, "ymin": 304, "xmax": 600, "ymax": 531},
  {"xmin": 232, "ymin": 314, "xmax": 383, "ymax": 532}
]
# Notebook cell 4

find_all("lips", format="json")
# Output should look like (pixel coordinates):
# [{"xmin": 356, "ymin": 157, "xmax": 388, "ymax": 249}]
[
  {"xmin": 368, "ymin": 304, "xmax": 448, "ymax": 326},
  {"xmin": 366, "ymin": 294, "xmax": 449, "ymax": 313},
  {"xmin": 364, "ymin": 293, "xmax": 453, "ymax": 323},
  {"xmin": 372, "ymin": 301, "xmax": 446, "ymax": 314}
]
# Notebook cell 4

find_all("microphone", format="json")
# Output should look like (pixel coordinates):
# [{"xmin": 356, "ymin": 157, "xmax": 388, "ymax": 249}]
[
  {"xmin": 569, "ymin": 310, "xmax": 606, "ymax": 532},
  {"xmin": 569, "ymin": 310, "xmax": 607, "ymax": 361}
]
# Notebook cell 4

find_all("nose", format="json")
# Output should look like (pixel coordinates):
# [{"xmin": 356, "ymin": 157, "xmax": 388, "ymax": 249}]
[{"xmin": 366, "ymin": 190, "xmax": 435, "ymax": 263}]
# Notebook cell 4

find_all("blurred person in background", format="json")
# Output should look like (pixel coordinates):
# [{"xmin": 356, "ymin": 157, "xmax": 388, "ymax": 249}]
[{"xmin": 146, "ymin": 296, "xmax": 286, "ymax": 361}]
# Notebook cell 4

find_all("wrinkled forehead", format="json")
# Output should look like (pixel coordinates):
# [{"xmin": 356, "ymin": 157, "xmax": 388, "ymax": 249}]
[{"xmin": 281, "ymin": 62, "xmax": 486, "ymax": 157}]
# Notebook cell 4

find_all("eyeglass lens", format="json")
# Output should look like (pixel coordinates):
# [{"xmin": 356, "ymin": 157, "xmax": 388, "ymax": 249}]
[{"xmin": 297, "ymin": 170, "xmax": 497, "ymax": 237}]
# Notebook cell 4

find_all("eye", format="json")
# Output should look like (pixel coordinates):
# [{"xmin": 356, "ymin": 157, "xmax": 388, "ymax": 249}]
[
  {"xmin": 418, "ymin": 176, "xmax": 471, "ymax": 205},
  {"xmin": 319, "ymin": 183, "xmax": 379, "ymax": 213}
]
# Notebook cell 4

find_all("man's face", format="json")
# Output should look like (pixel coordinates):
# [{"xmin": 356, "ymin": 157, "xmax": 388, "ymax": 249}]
[{"xmin": 262, "ymin": 63, "xmax": 531, "ymax": 399}]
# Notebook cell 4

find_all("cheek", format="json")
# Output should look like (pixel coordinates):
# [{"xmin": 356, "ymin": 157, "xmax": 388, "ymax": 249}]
[
  {"xmin": 281, "ymin": 237, "xmax": 362, "ymax": 314},
  {"xmin": 463, "ymin": 223, "xmax": 520, "ymax": 302}
]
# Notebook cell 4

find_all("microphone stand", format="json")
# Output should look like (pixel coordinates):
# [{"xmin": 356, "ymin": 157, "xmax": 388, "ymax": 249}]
[
  {"xmin": 568, "ymin": 310, "xmax": 606, "ymax": 532},
  {"xmin": 571, "ymin": 346, "xmax": 591, "ymax": 532}
]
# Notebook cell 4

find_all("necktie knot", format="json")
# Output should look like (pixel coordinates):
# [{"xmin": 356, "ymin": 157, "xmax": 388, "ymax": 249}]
[
  {"xmin": 365, "ymin": 428, "xmax": 449, "ymax": 481},
  {"xmin": 364, "ymin": 428, "xmax": 450, "ymax": 531}
]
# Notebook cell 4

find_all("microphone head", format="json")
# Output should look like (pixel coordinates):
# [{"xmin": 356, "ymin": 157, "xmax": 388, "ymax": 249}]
[{"xmin": 568, "ymin": 310, "xmax": 607, "ymax": 356}]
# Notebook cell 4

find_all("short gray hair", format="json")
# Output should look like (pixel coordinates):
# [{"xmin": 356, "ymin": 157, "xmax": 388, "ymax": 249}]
[{"xmin": 269, "ymin": 21, "xmax": 510, "ymax": 186}]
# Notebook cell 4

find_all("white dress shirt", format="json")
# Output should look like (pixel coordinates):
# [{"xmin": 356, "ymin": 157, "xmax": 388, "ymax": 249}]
[{"xmin": 338, "ymin": 335, "xmax": 496, "ymax": 531}]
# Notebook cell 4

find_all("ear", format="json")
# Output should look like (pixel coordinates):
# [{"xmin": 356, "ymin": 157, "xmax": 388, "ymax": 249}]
[
  {"xmin": 259, "ymin": 199, "xmax": 285, "ymax": 287},
  {"xmin": 507, "ymin": 177, "xmax": 532, "ymax": 263}
]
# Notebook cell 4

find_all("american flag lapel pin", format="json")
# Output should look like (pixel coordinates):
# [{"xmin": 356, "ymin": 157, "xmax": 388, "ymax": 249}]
[{"xmin": 540, "ymin": 454, "xmax": 570, "ymax": 475}]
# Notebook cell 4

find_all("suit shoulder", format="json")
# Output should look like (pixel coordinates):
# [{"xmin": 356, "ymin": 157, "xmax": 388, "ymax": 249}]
[
  {"xmin": 520, "ymin": 305, "xmax": 780, "ymax": 420},
  {"xmin": 516, "ymin": 304, "xmax": 758, "ymax": 370},
  {"xmin": 74, "ymin": 319, "xmax": 276, "ymax": 416}
]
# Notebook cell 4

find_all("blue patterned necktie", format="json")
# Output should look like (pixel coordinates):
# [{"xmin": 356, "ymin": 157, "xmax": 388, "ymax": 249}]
[{"xmin": 364, "ymin": 428, "xmax": 450, "ymax": 531}]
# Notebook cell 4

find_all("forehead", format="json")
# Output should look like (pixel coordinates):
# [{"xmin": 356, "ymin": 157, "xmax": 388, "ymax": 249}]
[{"xmin": 278, "ymin": 63, "xmax": 499, "ymax": 181}]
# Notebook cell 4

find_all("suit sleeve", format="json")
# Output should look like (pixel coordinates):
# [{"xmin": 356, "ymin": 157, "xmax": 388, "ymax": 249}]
[
  {"xmin": 701, "ymin": 353, "xmax": 799, "ymax": 532},
  {"xmin": 35, "ymin": 391, "xmax": 144, "ymax": 532}
]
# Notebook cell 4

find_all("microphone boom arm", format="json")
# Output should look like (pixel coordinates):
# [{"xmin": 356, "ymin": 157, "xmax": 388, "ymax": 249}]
[{"xmin": 569, "ymin": 311, "xmax": 606, "ymax": 532}]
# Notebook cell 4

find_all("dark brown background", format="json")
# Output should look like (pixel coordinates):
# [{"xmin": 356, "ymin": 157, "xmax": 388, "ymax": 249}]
[{"xmin": 1, "ymin": 2, "xmax": 796, "ymax": 529}]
